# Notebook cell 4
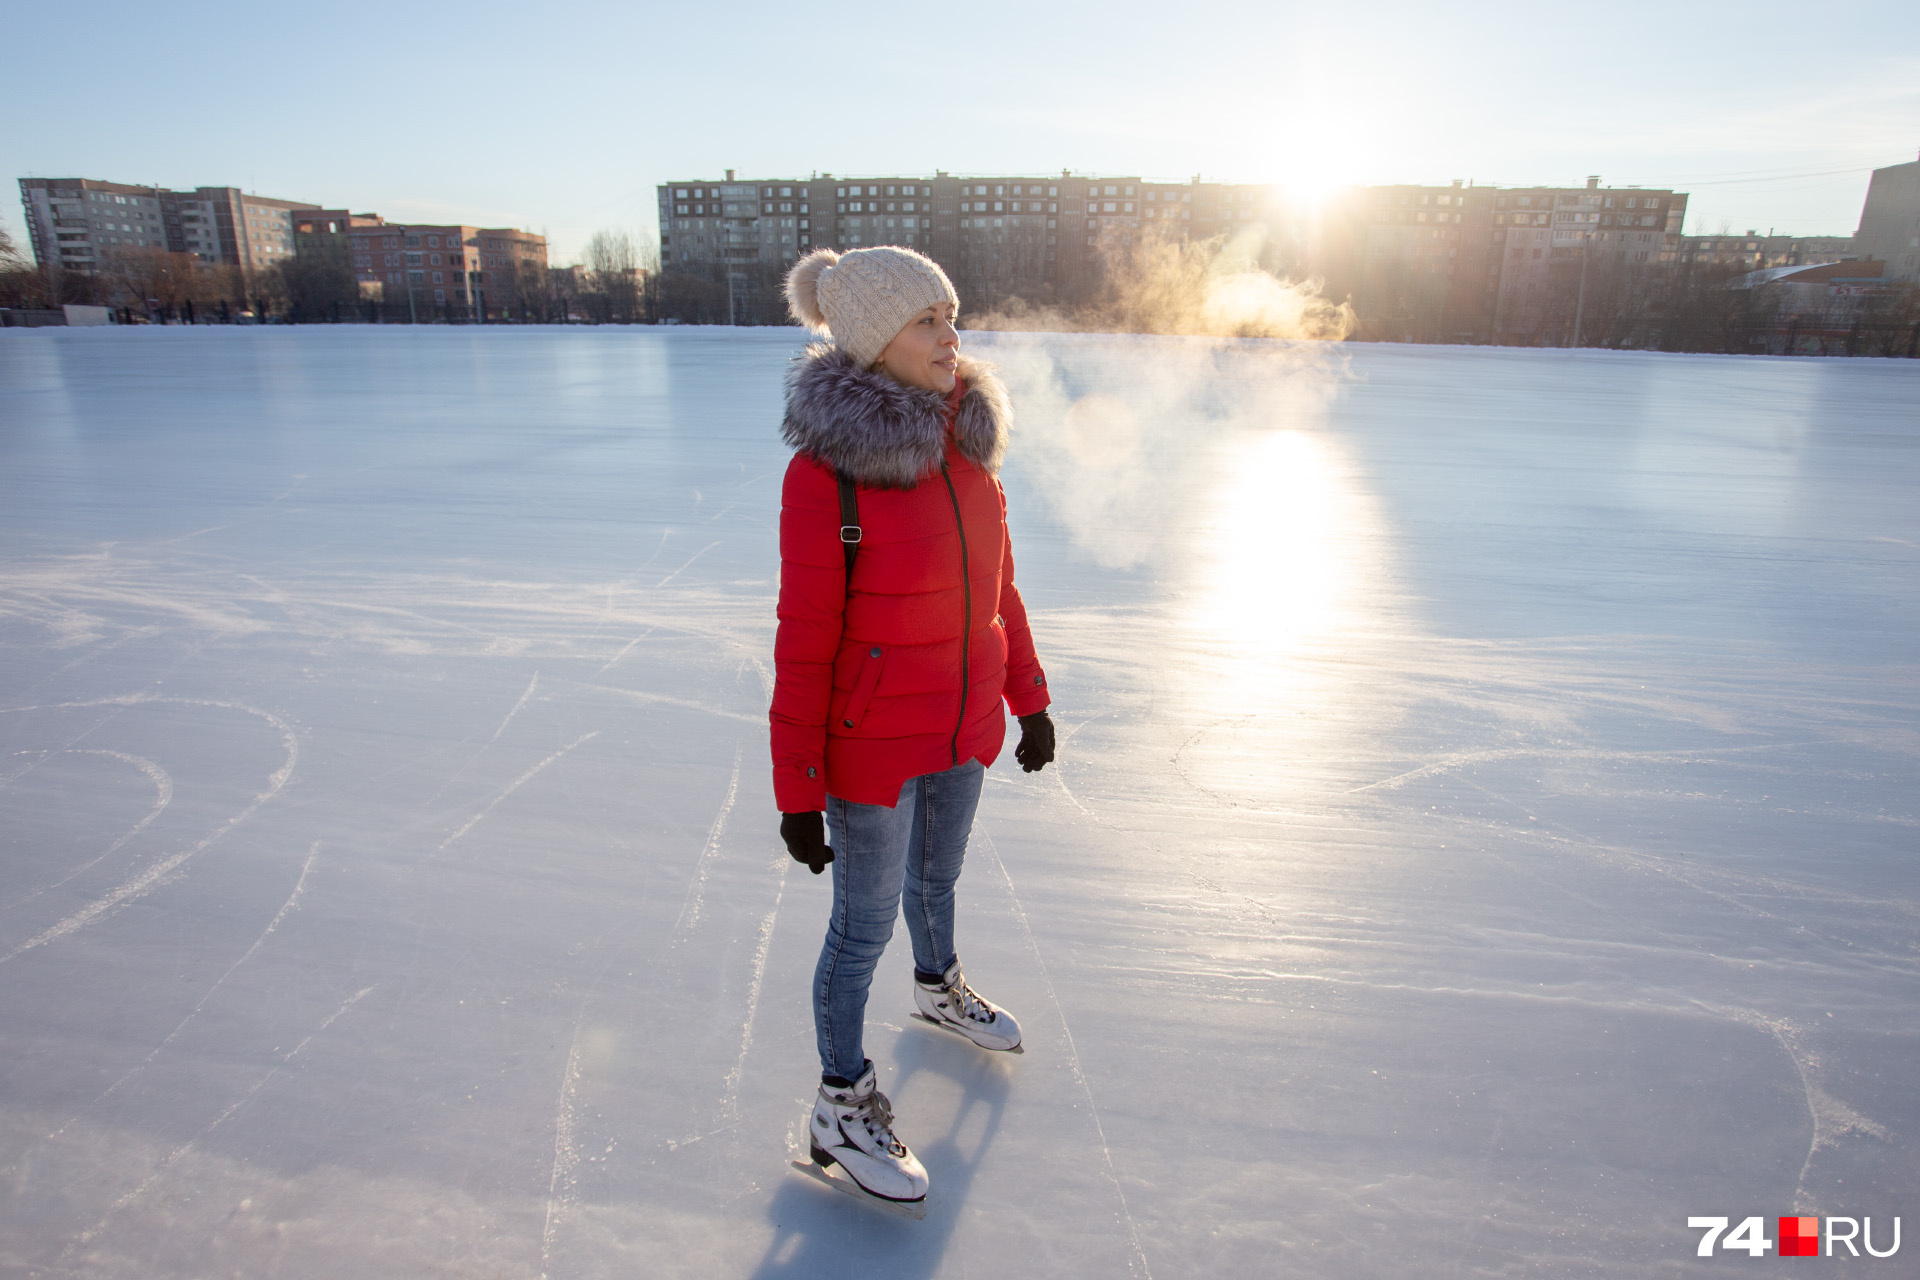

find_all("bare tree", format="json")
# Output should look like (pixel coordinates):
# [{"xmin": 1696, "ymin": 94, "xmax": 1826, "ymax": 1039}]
[
  {"xmin": 0, "ymin": 225, "xmax": 45, "ymax": 308},
  {"xmin": 500, "ymin": 254, "xmax": 554, "ymax": 321},
  {"xmin": 280, "ymin": 234, "xmax": 361, "ymax": 318},
  {"xmin": 100, "ymin": 247, "xmax": 210, "ymax": 311},
  {"xmin": 585, "ymin": 230, "xmax": 642, "ymax": 322}
]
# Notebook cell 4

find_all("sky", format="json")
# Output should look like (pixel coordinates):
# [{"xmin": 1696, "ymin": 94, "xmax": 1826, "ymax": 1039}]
[{"xmin": 4, "ymin": 0, "xmax": 1917, "ymax": 265}]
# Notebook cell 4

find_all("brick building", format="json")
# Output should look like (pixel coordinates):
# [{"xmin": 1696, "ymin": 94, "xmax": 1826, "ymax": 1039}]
[{"xmin": 343, "ymin": 219, "xmax": 547, "ymax": 308}]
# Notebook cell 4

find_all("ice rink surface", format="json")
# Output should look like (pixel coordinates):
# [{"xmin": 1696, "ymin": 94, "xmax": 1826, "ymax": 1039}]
[{"xmin": 1, "ymin": 325, "xmax": 1915, "ymax": 1278}]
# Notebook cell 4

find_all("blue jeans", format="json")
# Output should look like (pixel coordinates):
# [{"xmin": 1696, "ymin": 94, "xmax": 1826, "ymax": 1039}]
[{"xmin": 814, "ymin": 759, "xmax": 985, "ymax": 1082}]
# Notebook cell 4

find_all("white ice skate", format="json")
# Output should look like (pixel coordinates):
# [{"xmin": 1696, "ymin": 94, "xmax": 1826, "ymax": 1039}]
[
  {"xmin": 912, "ymin": 960, "xmax": 1022, "ymax": 1053},
  {"xmin": 792, "ymin": 1065, "xmax": 928, "ymax": 1218}
]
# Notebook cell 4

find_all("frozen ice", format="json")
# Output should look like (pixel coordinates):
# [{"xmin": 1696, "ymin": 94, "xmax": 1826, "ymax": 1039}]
[{"xmin": 1, "ymin": 326, "xmax": 1915, "ymax": 1277}]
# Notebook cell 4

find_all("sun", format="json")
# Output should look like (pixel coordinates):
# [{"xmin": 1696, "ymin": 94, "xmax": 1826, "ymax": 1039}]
[{"xmin": 1224, "ymin": 84, "xmax": 1386, "ymax": 214}]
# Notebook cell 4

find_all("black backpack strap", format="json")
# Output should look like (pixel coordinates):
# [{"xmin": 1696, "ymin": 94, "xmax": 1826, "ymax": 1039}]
[{"xmin": 836, "ymin": 469, "xmax": 861, "ymax": 577}]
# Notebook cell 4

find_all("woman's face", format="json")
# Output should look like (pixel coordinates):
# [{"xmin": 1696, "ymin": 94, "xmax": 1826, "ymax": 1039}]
[{"xmin": 876, "ymin": 302, "xmax": 960, "ymax": 393}]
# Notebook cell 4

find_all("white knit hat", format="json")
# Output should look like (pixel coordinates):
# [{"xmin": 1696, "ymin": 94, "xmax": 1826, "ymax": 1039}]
[{"xmin": 785, "ymin": 246, "xmax": 959, "ymax": 367}]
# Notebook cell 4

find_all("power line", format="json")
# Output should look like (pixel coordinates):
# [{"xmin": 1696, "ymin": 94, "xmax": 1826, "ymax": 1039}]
[{"xmin": 1667, "ymin": 164, "xmax": 1880, "ymax": 187}]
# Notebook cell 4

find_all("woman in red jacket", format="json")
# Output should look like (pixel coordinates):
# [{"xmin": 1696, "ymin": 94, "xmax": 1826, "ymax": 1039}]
[{"xmin": 772, "ymin": 245, "xmax": 1054, "ymax": 1209}]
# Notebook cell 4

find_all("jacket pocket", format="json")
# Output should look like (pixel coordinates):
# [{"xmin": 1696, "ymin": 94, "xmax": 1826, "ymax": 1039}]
[{"xmin": 838, "ymin": 645, "xmax": 887, "ymax": 730}]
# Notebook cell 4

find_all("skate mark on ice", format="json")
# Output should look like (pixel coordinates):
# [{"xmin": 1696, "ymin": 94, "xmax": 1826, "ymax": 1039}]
[
  {"xmin": 59, "ymin": 983, "xmax": 376, "ymax": 1262},
  {"xmin": 597, "ymin": 626, "xmax": 658, "ymax": 674},
  {"xmin": 1052, "ymin": 760, "xmax": 1105, "ymax": 826},
  {"xmin": 979, "ymin": 826, "xmax": 1154, "ymax": 1280},
  {"xmin": 488, "ymin": 671, "xmax": 541, "ymax": 746},
  {"xmin": 1, "ymin": 750, "xmax": 172, "ymax": 913},
  {"xmin": 423, "ymin": 670, "xmax": 545, "ymax": 808},
  {"xmin": 1703, "ymin": 1003, "xmax": 1890, "ymax": 1212},
  {"xmin": 663, "ymin": 1118, "xmax": 747, "ymax": 1153},
  {"xmin": 83, "ymin": 841, "xmax": 322, "ymax": 1116},
  {"xmin": 539, "ymin": 1020, "xmax": 586, "ymax": 1280},
  {"xmin": 719, "ymin": 857, "xmax": 789, "ymax": 1124},
  {"xmin": 672, "ymin": 742, "xmax": 741, "ymax": 939},
  {"xmin": 653, "ymin": 540, "xmax": 721, "ymax": 590},
  {"xmin": 437, "ymin": 731, "xmax": 599, "ymax": 854},
  {"xmin": 739, "ymin": 653, "xmax": 774, "ymax": 702},
  {"xmin": 582, "ymin": 581, "xmax": 627, "ymax": 645},
  {"xmin": 1344, "ymin": 738, "xmax": 1833, "ymax": 798},
  {"xmin": 1449, "ymin": 775, "xmax": 1920, "ymax": 931},
  {"xmin": 583, "ymin": 682, "xmax": 762, "ymax": 726},
  {"xmin": 0, "ymin": 696, "xmax": 298, "ymax": 966},
  {"xmin": 1170, "ymin": 716, "xmax": 1291, "ymax": 810},
  {"xmin": 1046, "ymin": 711, "xmax": 1114, "ymax": 825},
  {"xmin": 634, "ymin": 527, "xmax": 673, "ymax": 574}
]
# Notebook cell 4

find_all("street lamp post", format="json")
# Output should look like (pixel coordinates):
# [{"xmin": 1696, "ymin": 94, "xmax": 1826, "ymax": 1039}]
[
  {"xmin": 1571, "ymin": 230, "xmax": 1592, "ymax": 348},
  {"xmin": 402, "ymin": 226, "xmax": 418, "ymax": 324}
]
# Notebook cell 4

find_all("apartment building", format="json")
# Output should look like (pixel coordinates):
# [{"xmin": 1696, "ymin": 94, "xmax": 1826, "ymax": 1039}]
[
  {"xmin": 178, "ymin": 189, "xmax": 317, "ymax": 271},
  {"xmin": 657, "ymin": 170, "xmax": 1294, "ymax": 321},
  {"xmin": 20, "ymin": 178, "xmax": 175, "ymax": 274},
  {"xmin": 1318, "ymin": 180, "xmax": 1493, "ymax": 336},
  {"xmin": 1850, "ymin": 152, "xmax": 1920, "ymax": 281},
  {"xmin": 1483, "ymin": 179, "xmax": 1685, "ymax": 342},
  {"xmin": 1679, "ymin": 232, "xmax": 1853, "ymax": 271},
  {"xmin": 946, "ymin": 173, "xmax": 1076, "ymax": 307},
  {"xmin": 344, "ymin": 220, "xmax": 547, "ymax": 306},
  {"xmin": 1316, "ymin": 177, "xmax": 1687, "ymax": 342},
  {"xmin": 18, "ymin": 177, "xmax": 321, "ymax": 275}
]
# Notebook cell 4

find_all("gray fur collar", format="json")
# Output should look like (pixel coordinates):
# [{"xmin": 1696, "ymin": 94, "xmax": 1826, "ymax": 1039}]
[{"xmin": 782, "ymin": 344, "xmax": 1010, "ymax": 489}]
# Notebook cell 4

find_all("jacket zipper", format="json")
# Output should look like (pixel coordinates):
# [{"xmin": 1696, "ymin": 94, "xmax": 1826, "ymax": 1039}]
[{"xmin": 940, "ymin": 459, "xmax": 970, "ymax": 766}]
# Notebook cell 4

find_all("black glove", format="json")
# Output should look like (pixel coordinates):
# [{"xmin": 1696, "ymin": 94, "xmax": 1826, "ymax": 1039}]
[
  {"xmin": 780, "ymin": 810, "xmax": 833, "ymax": 875},
  {"xmin": 1014, "ymin": 711, "xmax": 1056, "ymax": 773}
]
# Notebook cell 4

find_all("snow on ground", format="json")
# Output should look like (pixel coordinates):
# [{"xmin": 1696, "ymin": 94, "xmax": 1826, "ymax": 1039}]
[{"xmin": 0, "ymin": 325, "xmax": 1915, "ymax": 1278}]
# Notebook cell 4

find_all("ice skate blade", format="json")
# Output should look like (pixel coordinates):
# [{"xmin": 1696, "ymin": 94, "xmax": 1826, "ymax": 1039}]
[
  {"xmin": 789, "ymin": 1159, "xmax": 928, "ymax": 1219},
  {"xmin": 910, "ymin": 1012, "xmax": 1023, "ymax": 1053}
]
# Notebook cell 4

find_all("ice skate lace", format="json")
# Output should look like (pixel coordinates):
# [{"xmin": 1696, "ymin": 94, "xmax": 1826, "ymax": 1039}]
[
  {"xmin": 854, "ymin": 1089, "xmax": 905, "ymax": 1156},
  {"xmin": 946, "ymin": 974, "xmax": 995, "ymax": 1025}
]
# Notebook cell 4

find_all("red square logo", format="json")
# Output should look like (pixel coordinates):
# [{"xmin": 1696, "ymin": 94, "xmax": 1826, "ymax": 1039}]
[{"xmin": 1780, "ymin": 1216, "xmax": 1819, "ymax": 1257}]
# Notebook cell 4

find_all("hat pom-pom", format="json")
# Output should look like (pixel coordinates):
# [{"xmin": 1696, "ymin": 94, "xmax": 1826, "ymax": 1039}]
[{"xmin": 785, "ymin": 249, "xmax": 838, "ymax": 331}]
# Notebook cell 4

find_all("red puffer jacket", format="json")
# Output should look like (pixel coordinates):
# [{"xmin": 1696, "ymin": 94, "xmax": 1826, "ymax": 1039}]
[{"xmin": 771, "ymin": 345, "xmax": 1049, "ymax": 811}]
